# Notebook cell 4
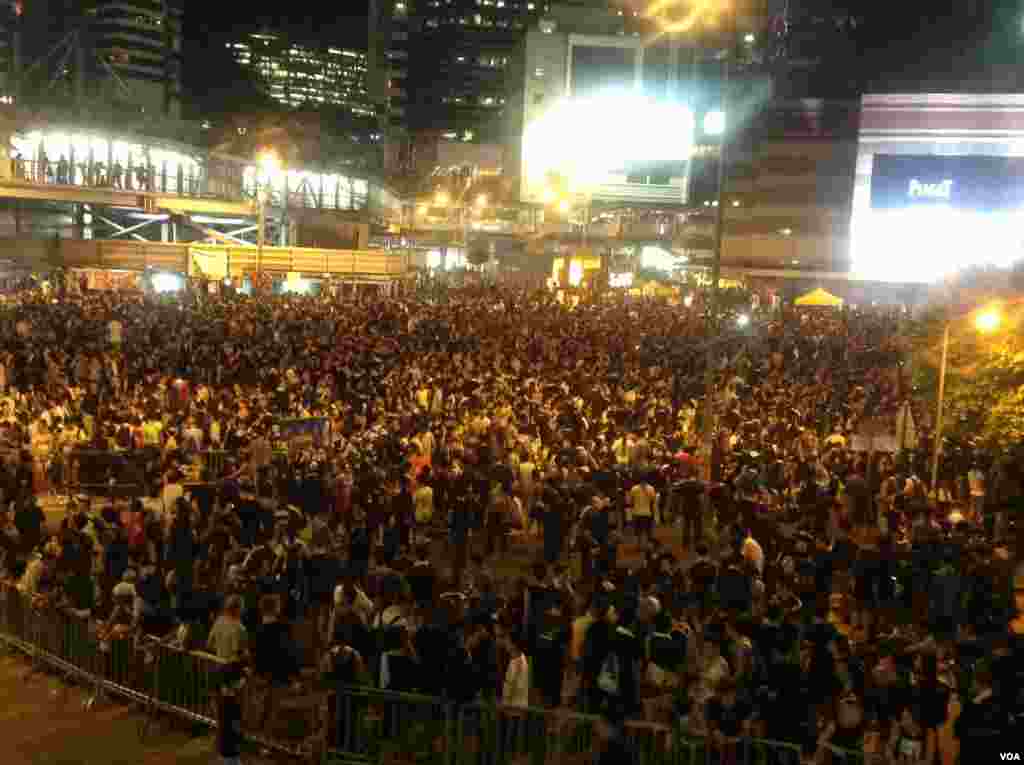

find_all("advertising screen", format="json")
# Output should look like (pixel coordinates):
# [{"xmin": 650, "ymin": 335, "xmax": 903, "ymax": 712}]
[
  {"xmin": 851, "ymin": 153, "xmax": 1024, "ymax": 282},
  {"xmin": 870, "ymin": 155, "xmax": 1024, "ymax": 212}
]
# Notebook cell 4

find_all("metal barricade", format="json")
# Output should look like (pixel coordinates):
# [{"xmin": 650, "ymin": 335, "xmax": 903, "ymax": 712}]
[{"xmin": 326, "ymin": 686, "xmax": 453, "ymax": 764}]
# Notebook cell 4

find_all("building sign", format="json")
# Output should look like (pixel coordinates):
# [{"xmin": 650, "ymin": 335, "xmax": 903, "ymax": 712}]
[{"xmin": 870, "ymin": 154, "xmax": 1024, "ymax": 212}]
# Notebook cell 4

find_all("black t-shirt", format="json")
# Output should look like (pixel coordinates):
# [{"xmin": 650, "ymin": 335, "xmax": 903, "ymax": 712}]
[
  {"xmin": 706, "ymin": 696, "xmax": 753, "ymax": 738},
  {"xmin": 533, "ymin": 624, "xmax": 569, "ymax": 691}
]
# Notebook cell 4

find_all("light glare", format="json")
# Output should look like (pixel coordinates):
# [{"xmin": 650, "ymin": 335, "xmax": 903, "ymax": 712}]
[
  {"xmin": 703, "ymin": 110, "xmax": 726, "ymax": 136},
  {"xmin": 152, "ymin": 272, "xmax": 183, "ymax": 293}
]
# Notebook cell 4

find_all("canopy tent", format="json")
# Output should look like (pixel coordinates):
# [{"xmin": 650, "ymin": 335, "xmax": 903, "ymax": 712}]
[{"xmin": 795, "ymin": 287, "xmax": 844, "ymax": 307}]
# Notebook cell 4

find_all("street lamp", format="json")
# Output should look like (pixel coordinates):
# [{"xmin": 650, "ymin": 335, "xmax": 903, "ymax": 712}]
[
  {"xmin": 256, "ymin": 150, "xmax": 280, "ymax": 284},
  {"xmin": 648, "ymin": 0, "xmax": 736, "ymax": 480},
  {"xmin": 931, "ymin": 303, "xmax": 1002, "ymax": 488}
]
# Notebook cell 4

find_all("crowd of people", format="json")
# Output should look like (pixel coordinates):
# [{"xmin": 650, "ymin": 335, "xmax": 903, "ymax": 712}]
[{"xmin": 0, "ymin": 278, "xmax": 1021, "ymax": 765}]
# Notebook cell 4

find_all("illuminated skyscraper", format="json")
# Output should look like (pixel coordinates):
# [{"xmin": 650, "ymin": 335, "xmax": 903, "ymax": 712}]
[{"xmin": 227, "ymin": 31, "xmax": 373, "ymax": 117}]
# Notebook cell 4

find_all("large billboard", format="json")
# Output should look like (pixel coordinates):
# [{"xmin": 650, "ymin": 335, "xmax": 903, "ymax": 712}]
[{"xmin": 850, "ymin": 94, "xmax": 1024, "ymax": 283}]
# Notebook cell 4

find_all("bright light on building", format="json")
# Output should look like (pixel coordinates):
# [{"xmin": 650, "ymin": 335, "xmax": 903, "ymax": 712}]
[
  {"xmin": 435, "ymin": 190, "xmax": 450, "ymax": 206},
  {"xmin": 475, "ymin": 193, "xmax": 488, "ymax": 207},
  {"xmin": 736, "ymin": 313, "xmax": 750, "ymax": 327},
  {"xmin": 640, "ymin": 245, "xmax": 678, "ymax": 273},
  {"xmin": 684, "ymin": 294, "xmax": 694, "ymax": 307},
  {"xmin": 743, "ymin": 33, "xmax": 755, "ymax": 43},
  {"xmin": 703, "ymin": 110, "xmax": 726, "ymax": 136},
  {"xmin": 609, "ymin": 272, "xmax": 634, "ymax": 288},
  {"xmin": 283, "ymin": 278, "xmax": 310, "ymax": 294},
  {"xmin": 152, "ymin": 272, "xmax": 183, "ymax": 293},
  {"xmin": 568, "ymin": 259, "xmax": 584, "ymax": 287},
  {"xmin": 522, "ymin": 90, "xmax": 694, "ymax": 200},
  {"xmin": 850, "ymin": 206, "xmax": 1024, "ymax": 283}
]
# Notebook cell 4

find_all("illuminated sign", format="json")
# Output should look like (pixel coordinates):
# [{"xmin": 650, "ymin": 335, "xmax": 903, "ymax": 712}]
[
  {"xmin": 908, "ymin": 178, "xmax": 952, "ymax": 200},
  {"xmin": 871, "ymin": 154, "xmax": 1024, "ymax": 211}
]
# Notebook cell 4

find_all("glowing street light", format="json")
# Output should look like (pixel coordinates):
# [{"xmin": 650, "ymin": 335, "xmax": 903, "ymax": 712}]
[
  {"xmin": 743, "ymin": 32, "xmax": 755, "ymax": 43},
  {"xmin": 932, "ymin": 302, "xmax": 1003, "ymax": 487},
  {"xmin": 435, "ymin": 190, "xmax": 450, "ymax": 206},
  {"xmin": 974, "ymin": 307, "xmax": 1002, "ymax": 333},
  {"xmin": 475, "ymin": 193, "xmax": 488, "ymax": 208},
  {"xmin": 258, "ymin": 150, "xmax": 280, "ymax": 175}
]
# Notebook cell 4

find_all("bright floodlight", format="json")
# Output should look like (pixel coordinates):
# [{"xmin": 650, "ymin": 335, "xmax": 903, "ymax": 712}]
[
  {"xmin": 975, "ymin": 307, "xmax": 1002, "ymax": 333},
  {"xmin": 744, "ymin": 33, "xmax": 755, "ymax": 43},
  {"xmin": 523, "ymin": 90, "xmax": 694, "ymax": 198},
  {"xmin": 703, "ymin": 110, "xmax": 726, "ymax": 136},
  {"xmin": 849, "ymin": 205, "xmax": 1024, "ymax": 283},
  {"xmin": 153, "ymin": 272, "xmax": 183, "ymax": 293},
  {"xmin": 737, "ymin": 314, "xmax": 750, "ymax": 327}
]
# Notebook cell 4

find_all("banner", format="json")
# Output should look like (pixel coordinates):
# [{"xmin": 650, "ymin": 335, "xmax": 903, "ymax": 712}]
[
  {"xmin": 189, "ymin": 250, "xmax": 228, "ymax": 280},
  {"xmin": 276, "ymin": 418, "xmax": 330, "ymax": 450}
]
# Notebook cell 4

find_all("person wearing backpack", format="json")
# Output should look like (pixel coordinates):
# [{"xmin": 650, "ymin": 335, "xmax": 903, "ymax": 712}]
[{"xmin": 584, "ymin": 596, "xmax": 641, "ymax": 722}]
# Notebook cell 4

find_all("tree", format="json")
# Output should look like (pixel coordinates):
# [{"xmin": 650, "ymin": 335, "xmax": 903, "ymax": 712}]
[{"xmin": 909, "ymin": 298, "xmax": 1024, "ymax": 451}]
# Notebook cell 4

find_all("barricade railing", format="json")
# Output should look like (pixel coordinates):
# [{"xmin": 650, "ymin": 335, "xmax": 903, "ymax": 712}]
[
  {"xmin": 0, "ymin": 583, "xmax": 316, "ymax": 757},
  {"xmin": 1, "ymin": 583, "xmax": 865, "ymax": 765}
]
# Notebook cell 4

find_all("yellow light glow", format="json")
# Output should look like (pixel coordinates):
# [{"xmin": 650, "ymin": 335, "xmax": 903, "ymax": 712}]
[
  {"xmin": 558, "ymin": 199, "xmax": 570, "ymax": 213},
  {"xmin": 475, "ymin": 193, "xmax": 488, "ymax": 207},
  {"xmin": 435, "ymin": 190, "xmax": 450, "ymax": 206},
  {"xmin": 974, "ymin": 307, "xmax": 1002, "ymax": 333},
  {"xmin": 417, "ymin": 205, "xmax": 428, "ymax": 215},
  {"xmin": 542, "ymin": 188, "xmax": 557, "ymax": 204}
]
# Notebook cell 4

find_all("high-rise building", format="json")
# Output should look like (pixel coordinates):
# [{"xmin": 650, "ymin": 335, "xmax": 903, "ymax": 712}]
[
  {"xmin": 383, "ymin": 0, "xmax": 551, "ymax": 142},
  {"xmin": 0, "ymin": 1, "xmax": 17, "ymax": 102},
  {"xmin": 87, "ymin": 0, "xmax": 183, "ymax": 117},
  {"xmin": 13, "ymin": 0, "xmax": 182, "ymax": 116},
  {"xmin": 367, "ymin": 0, "xmax": 410, "ymax": 133},
  {"xmin": 227, "ymin": 32, "xmax": 374, "ymax": 117}
]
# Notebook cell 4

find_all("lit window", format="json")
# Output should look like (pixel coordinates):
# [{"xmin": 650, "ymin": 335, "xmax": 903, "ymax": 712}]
[{"xmin": 534, "ymin": 67, "xmax": 544, "ymax": 77}]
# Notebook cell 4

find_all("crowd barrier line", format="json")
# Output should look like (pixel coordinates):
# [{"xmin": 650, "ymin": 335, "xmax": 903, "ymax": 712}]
[{"xmin": 0, "ymin": 583, "xmax": 869, "ymax": 765}]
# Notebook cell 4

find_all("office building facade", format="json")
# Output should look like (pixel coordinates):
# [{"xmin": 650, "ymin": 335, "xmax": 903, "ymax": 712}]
[
  {"xmin": 228, "ymin": 32, "xmax": 373, "ymax": 117},
  {"xmin": 88, "ymin": 0, "xmax": 183, "ymax": 117}
]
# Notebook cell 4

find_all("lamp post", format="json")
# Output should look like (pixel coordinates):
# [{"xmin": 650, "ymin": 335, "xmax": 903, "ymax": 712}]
[
  {"xmin": 930, "ymin": 305, "xmax": 1001, "ymax": 488},
  {"xmin": 647, "ymin": 0, "xmax": 739, "ymax": 480},
  {"xmin": 256, "ymin": 151, "xmax": 280, "ymax": 286}
]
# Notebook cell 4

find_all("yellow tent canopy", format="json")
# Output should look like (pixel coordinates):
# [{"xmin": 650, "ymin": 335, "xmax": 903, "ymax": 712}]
[{"xmin": 795, "ymin": 287, "xmax": 844, "ymax": 307}]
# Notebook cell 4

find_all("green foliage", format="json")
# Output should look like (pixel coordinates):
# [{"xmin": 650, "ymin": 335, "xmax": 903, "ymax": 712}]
[{"xmin": 910, "ymin": 301, "xmax": 1024, "ymax": 450}]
